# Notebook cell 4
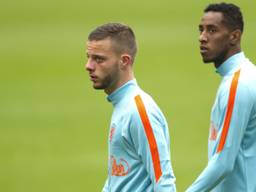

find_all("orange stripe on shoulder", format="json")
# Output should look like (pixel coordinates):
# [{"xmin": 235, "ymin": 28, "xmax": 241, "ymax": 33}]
[
  {"xmin": 217, "ymin": 69, "xmax": 241, "ymax": 153},
  {"xmin": 134, "ymin": 95, "xmax": 162, "ymax": 182}
]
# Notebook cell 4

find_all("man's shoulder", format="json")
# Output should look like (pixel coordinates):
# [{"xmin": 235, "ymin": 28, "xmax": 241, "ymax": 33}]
[
  {"xmin": 240, "ymin": 61, "xmax": 256, "ymax": 83},
  {"xmin": 133, "ymin": 89, "xmax": 160, "ymax": 111},
  {"xmin": 119, "ymin": 87, "xmax": 160, "ymax": 115},
  {"xmin": 220, "ymin": 63, "xmax": 256, "ymax": 103}
]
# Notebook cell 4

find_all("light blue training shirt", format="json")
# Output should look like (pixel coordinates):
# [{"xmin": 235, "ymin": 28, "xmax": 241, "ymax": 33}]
[
  {"xmin": 187, "ymin": 52, "xmax": 256, "ymax": 192},
  {"xmin": 102, "ymin": 79, "xmax": 176, "ymax": 192}
]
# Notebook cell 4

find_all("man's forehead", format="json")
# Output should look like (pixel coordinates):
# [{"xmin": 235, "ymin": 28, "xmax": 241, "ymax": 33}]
[
  {"xmin": 200, "ymin": 11, "xmax": 224, "ymax": 26},
  {"xmin": 86, "ymin": 38, "xmax": 113, "ymax": 52}
]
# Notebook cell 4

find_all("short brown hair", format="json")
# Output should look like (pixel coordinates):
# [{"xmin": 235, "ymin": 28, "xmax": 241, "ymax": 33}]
[{"xmin": 88, "ymin": 23, "xmax": 137, "ymax": 61}]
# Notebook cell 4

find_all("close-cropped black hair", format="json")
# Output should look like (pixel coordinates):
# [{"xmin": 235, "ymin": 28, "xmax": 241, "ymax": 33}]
[{"xmin": 204, "ymin": 3, "xmax": 244, "ymax": 32}]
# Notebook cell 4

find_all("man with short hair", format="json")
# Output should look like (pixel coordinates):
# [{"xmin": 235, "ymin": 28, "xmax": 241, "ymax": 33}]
[
  {"xmin": 187, "ymin": 3, "xmax": 256, "ymax": 192},
  {"xmin": 85, "ymin": 23, "xmax": 176, "ymax": 192}
]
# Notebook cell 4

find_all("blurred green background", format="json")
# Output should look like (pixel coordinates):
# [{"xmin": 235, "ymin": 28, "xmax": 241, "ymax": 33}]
[{"xmin": 0, "ymin": 0, "xmax": 255, "ymax": 191}]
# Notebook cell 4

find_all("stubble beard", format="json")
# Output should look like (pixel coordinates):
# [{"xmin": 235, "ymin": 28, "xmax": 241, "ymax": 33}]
[
  {"xmin": 93, "ymin": 75, "xmax": 113, "ymax": 90},
  {"xmin": 92, "ymin": 60, "xmax": 121, "ymax": 93},
  {"xmin": 201, "ymin": 50, "xmax": 228, "ymax": 67}
]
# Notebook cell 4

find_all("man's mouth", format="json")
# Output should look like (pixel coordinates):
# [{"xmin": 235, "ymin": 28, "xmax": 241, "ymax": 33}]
[
  {"xmin": 200, "ymin": 46, "xmax": 209, "ymax": 54},
  {"xmin": 89, "ymin": 74, "xmax": 97, "ymax": 81}
]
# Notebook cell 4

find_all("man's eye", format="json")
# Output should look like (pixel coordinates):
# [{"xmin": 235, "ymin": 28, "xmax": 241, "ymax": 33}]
[
  {"xmin": 95, "ymin": 57, "xmax": 104, "ymax": 63},
  {"xmin": 209, "ymin": 28, "xmax": 217, "ymax": 33}
]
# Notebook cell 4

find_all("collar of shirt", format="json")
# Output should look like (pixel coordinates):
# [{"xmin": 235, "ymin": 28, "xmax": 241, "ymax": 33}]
[
  {"xmin": 107, "ymin": 79, "xmax": 137, "ymax": 105},
  {"xmin": 216, "ymin": 52, "xmax": 245, "ymax": 77}
]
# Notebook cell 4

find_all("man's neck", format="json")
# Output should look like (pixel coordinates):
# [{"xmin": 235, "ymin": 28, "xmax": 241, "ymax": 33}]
[{"xmin": 214, "ymin": 48, "xmax": 241, "ymax": 68}]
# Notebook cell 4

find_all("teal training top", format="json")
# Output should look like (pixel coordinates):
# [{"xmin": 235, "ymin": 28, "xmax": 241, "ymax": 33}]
[
  {"xmin": 187, "ymin": 52, "xmax": 256, "ymax": 192},
  {"xmin": 102, "ymin": 79, "xmax": 176, "ymax": 192}
]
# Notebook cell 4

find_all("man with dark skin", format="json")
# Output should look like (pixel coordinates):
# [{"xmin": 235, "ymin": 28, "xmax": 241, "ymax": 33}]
[{"xmin": 187, "ymin": 3, "xmax": 256, "ymax": 192}]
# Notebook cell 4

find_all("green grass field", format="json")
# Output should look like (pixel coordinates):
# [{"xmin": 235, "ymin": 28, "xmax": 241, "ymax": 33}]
[{"xmin": 0, "ymin": 0, "xmax": 255, "ymax": 191}]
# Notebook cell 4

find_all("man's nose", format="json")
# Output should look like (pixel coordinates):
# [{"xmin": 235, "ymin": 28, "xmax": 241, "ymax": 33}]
[
  {"xmin": 199, "ymin": 31, "xmax": 207, "ymax": 43},
  {"xmin": 85, "ymin": 59, "xmax": 94, "ymax": 71}
]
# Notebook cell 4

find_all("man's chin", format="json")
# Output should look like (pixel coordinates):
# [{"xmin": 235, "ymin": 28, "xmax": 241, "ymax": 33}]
[
  {"xmin": 92, "ymin": 83, "xmax": 105, "ymax": 90},
  {"xmin": 202, "ymin": 57, "xmax": 213, "ymax": 64},
  {"xmin": 93, "ymin": 86, "xmax": 104, "ymax": 90}
]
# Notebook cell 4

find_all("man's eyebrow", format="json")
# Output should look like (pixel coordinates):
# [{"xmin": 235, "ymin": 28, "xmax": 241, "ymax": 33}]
[
  {"xmin": 88, "ymin": 54, "xmax": 107, "ymax": 59},
  {"xmin": 199, "ymin": 24, "xmax": 217, "ymax": 27},
  {"xmin": 87, "ymin": 53, "xmax": 99, "ymax": 57},
  {"xmin": 205, "ymin": 24, "xmax": 218, "ymax": 28}
]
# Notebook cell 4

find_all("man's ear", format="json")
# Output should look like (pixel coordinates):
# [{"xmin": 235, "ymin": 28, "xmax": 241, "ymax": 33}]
[
  {"xmin": 230, "ymin": 29, "xmax": 242, "ymax": 46},
  {"xmin": 120, "ymin": 54, "xmax": 132, "ymax": 69}
]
